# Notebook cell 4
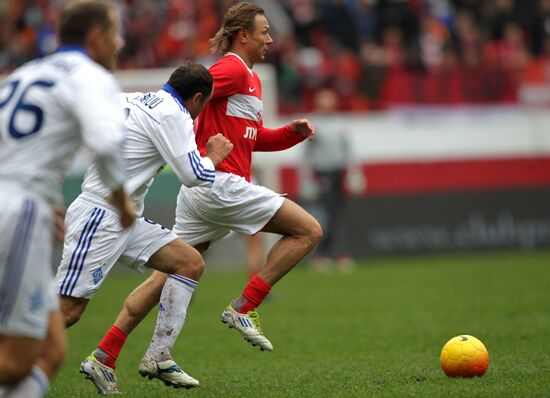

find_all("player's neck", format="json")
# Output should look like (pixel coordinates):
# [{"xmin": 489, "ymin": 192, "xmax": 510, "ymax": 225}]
[{"xmin": 230, "ymin": 48, "xmax": 255, "ymax": 69}]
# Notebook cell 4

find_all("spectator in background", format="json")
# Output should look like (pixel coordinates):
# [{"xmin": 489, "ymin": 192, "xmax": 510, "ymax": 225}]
[
  {"xmin": 320, "ymin": 0, "xmax": 359, "ymax": 52},
  {"xmin": 487, "ymin": 0, "xmax": 517, "ymax": 41},
  {"xmin": 353, "ymin": 0, "xmax": 378, "ymax": 44},
  {"xmin": 5, "ymin": 2, "xmax": 550, "ymax": 123},
  {"xmin": 417, "ymin": 13, "xmax": 450, "ymax": 72},
  {"xmin": 305, "ymin": 88, "xmax": 355, "ymax": 272},
  {"xmin": 493, "ymin": 22, "xmax": 531, "ymax": 70},
  {"xmin": 380, "ymin": 25, "xmax": 406, "ymax": 69},
  {"xmin": 359, "ymin": 39, "xmax": 387, "ymax": 106},
  {"xmin": 531, "ymin": 0, "xmax": 550, "ymax": 56}
]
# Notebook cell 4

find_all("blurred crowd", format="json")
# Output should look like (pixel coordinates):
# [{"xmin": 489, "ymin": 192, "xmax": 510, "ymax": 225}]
[{"xmin": 2, "ymin": 0, "xmax": 550, "ymax": 112}]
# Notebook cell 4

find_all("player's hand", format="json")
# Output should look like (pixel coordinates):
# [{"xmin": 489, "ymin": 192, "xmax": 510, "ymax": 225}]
[
  {"xmin": 118, "ymin": 196, "xmax": 136, "ymax": 229},
  {"xmin": 108, "ymin": 186, "xmax": 136, "ymax": 229},
  {"xmin": 290, "ymin": 119, "xmax": 315, "ymax": 141},
  {"xmin": 206, "ymin": 133, "xmax": 233, "ymax": 166},
  {"xmin": 52, "ymin": 204, "xmax": 66, "ymax": 245}
]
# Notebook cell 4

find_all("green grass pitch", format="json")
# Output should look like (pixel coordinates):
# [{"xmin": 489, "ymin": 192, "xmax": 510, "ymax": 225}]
[{"xmin": 49, "ymin": 250, "xmax": 550, "ymax": 397}]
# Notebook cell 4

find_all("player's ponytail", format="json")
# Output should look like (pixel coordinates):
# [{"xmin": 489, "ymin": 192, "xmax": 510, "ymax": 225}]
[{"xmin": 210, "ymin": 2, "xmax": 264, "ymax": 55}]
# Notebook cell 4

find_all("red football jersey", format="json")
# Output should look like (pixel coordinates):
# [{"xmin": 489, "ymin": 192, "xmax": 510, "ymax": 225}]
[{"xmin": 196, "ymin": 53, "xmax": 305, "ymax": 181}]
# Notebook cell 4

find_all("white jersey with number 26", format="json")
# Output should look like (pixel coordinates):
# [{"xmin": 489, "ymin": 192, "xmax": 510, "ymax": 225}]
[{"xmin": 0, "ymin": 47, "xmax": 126, "ymax": 204}]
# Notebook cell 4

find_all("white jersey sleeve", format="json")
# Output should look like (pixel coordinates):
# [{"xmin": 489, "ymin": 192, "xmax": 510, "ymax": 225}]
[
  {"xmin": 150, "ymin": 109, "xmax": 215, "ymax": 186},
  {"xmin": 67, "ymin": 63, "xmax": 125, "ymax": 191}
]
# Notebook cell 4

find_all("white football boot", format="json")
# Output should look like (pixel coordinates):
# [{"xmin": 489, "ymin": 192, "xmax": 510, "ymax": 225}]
[
  {"xmin": 80, "ymin": 354, "xmax": 120, "ymax": 395},
  {"xmin": 138, "ymin": 352, "xmax": 199, "ymax": 389},
  {"xmin": 221, "ymin": 305, "xmax": 273, "ymax": 351}
]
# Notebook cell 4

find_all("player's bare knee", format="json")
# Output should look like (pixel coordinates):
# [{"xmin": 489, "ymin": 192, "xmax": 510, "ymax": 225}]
[
  {"xmin": 175, "ymin": 250, "xmax": 204, "ymax": 280},
  {"xmin": 62, "ymin": 310, "xmax": 81, "ymax": 327},
  {"xmin": 305, "ymin": 218, "xmax": 323, "ymax": 247},
  {"xmin": 59, "ymin": 296, "xmax": 87, "ymax": 327}
]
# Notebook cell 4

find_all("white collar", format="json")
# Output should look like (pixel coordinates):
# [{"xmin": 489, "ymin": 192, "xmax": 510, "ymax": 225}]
[{"xmin": 225, "ymin": 52, "xmax": 254, "ymax": 76}]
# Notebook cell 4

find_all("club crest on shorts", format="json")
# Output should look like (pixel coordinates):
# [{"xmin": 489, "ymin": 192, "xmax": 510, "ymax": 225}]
[
  {"xmin": 29, "ymin": 289, "xmax": 43, "ymax": 312},
  {"xmin": 93, "ymin": 268, "xmax": 103, "ymax": 285}
]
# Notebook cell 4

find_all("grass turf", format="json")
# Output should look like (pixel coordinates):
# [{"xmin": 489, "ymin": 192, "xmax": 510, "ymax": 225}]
[{"xmin": 49, "ymin": 250, "xmax": 550, "ymax": 397}]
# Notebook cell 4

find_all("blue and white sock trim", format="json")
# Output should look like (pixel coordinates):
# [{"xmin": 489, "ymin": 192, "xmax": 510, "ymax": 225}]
[
  {"xmin": 30, "ymin": 366, "xmax": 50, "ymax": 395},
  {"xmin": 169, "ymin": 274, "xmax": 198, "ymax": 290}
]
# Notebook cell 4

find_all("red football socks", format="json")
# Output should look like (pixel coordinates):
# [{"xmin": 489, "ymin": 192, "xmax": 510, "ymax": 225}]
[
  {"xmin": 96, "ymin": 325, "xmax": 127, "ymax": 369},
  {"xmin": 237, "ymin": 275, "xmax": 272, "ymax": 314}
]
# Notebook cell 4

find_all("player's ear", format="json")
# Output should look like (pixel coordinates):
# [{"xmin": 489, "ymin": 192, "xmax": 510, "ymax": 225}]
[
  {"xmin": 87, "ymin": 24, "xmax": 103, "ymax": 44},
  {"xmin": 192, "ymin": 92, "xmax": 204, "ymax": 106},
  {"xmin": 85, "ymin": 24, "xmax": 103, "ymax": 55},
  {"xmin": 239, "ymin": 28, "xmax": 248, "ymax": 44}
]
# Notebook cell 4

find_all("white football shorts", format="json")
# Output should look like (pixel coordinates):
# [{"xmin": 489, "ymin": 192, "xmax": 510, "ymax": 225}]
[
  {"xmin": 55, "ymin": 194, "xmax": 178, "ymax": 299},
  {"xmin": 173, "ymin": 172, "xmax": 286, "ymax": 245},
  {"xmin": 0, "ymin": 187, "xmax": 58, "ymax": 339}
]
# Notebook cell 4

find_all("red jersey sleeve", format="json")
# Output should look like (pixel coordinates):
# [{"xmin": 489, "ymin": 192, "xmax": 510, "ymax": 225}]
[{"xmin": 254, "ymin": 124, "xmax": 307, "ymax": 152}]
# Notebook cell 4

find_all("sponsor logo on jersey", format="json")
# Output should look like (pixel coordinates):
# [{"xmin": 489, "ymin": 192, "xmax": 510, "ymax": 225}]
[{"xmin": 244, "ymin": 126, "xmax": 257, "ymax": 140}]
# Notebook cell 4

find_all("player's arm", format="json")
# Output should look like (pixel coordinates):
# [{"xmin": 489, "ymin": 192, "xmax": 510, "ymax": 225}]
[
  {"xmin": 108, "ymin": 186, "xmax": 135, "ymax": 229},
  {"xmin": 176, "ymin": 135, "xmax": 232, "ymax": 186},
  {"xmin": 72, "ymin": 74, "xmax": 126, "ymax": 188},
  {"xmin": 70, "ymin": 71, "xmax": 135, "ymax": 228},
  {"xmin": 52, "ymin": 204, "xmax": 66, "ymax": 245},
  {"xmin": 152, "ymin": 114, "xmax": 232, "ymax": 187},
  {"xmin": 254, "ymin": 119, "xmax": 315, "ymax": 152}
]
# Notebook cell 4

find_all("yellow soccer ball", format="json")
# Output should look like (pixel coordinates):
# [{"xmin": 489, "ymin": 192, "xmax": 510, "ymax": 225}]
[{"xmin": 440, "ymin": 335, "xmax": 489, "ymax": 377}]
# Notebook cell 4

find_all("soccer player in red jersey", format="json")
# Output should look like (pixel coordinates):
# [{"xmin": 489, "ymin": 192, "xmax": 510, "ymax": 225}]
[
  {"xmin": 172, "ymin": 2, "xmax": 322, "ymax": 351},
  {"xmin": 86, "ymin": 2, "xmax": 322, "ymax": 390}
]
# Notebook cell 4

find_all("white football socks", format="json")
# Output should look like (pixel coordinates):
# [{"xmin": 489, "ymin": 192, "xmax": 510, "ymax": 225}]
[
  {"xmin": 147, "ymin": 274, "xmax": 197, "ymax": 361},
  {"xmin": 6, "ymin": 366, "xmax": 49, "ymax": 398}
]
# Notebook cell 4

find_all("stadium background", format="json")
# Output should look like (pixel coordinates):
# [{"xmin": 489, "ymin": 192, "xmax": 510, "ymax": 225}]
[
  {"xmin": 2, "ymin": 0, "xmax": 550, "ymax": 261},
  {"xmin": 3, "ymin": 2, "xmax": 550, "ymax": 397}
]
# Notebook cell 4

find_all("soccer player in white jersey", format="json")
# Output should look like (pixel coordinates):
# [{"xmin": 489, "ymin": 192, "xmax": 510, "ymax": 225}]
[
  {"xmin": 90, "ymin": 2, "xmax": 322, "ymax": 380},
  {"xmin": 54, "ymin": 63, "xmax": 233, "ymax": 394},
  {"xmin": 0, "ymin": 1, "xmax": 135, "ymax": 398}
]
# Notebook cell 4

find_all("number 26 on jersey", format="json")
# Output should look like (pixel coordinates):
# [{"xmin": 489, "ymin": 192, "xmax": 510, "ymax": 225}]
[{"xmin": 0, "ymin": 78, "xmax": 55, "ymax": 140}]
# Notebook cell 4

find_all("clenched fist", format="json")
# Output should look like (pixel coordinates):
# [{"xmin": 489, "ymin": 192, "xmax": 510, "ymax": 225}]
[{"xmin": 206, "ymin": 133, "xmax": 233, "ymax": 166}]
